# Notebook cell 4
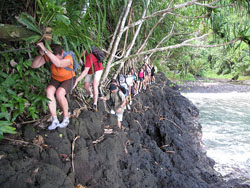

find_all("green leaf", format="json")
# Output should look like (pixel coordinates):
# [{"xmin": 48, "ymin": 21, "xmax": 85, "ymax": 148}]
[
  {"xmin": 0, "ymin": 121, "xmax": 16, "ymax": 135},
  {"xmin": 11, "ymin": 111, "xmax": 19, "ymax": 122},
  {"xmin": 56, "ymin": 15, "xmax": 70, "ymax": 25},
  {"xmin": 0, "ymin": 112, "xmax": 10, "ymax": 121},
  {"xmin": 24, "ymin": 35, "xmax": 41, "ymax": 43},
  {"xmin": 17, "ymin": 13, "xmax": 42, "ymax": 35}
]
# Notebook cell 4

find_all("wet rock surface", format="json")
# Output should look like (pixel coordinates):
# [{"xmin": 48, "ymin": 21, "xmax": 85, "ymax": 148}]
[
  {"xmin": 1, "ymin": 72, "xmax": 249, "ymax": 188},
  {"xmin": 179, "ymin": 77, "xmax": 250, "ymax": 93}
]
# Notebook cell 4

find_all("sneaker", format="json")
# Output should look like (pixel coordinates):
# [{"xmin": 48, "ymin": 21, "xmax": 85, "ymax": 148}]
[
  {"xmin": 93, "ymin": 104, "xmax": 98, "ymax": 112},
  {"xmin": 129, "ymin": 100, "xmax": 132, "ymax": 105},
  {"xmin": 48, "ymin": 118, "xmax": 60, "ymax": 130},
  {"xmin": 59, "ymin": 117, "xmax": 70, "ymax": 128},
  {"xmin": 127, "ymin": 104, "xmax": 131, "ymax": 111}
]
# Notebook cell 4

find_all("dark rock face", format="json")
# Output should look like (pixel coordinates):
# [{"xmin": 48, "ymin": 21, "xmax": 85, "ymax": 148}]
[{"xmin": 0, "ymin": 72, "xmax": 249, "ymax": 188}]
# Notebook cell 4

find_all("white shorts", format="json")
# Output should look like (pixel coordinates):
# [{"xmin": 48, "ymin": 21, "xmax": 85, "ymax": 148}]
[
  {"xmin": 116, "ymin": 111, "xmax": 124, "ymax": 122},
  {"xmin": 84, "ymin": 70, "xmax": 103, "ymax": 83}
]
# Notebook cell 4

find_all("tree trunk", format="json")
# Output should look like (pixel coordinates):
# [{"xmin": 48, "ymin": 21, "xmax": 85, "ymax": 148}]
[{"xmin": 0, "ymin": 24, "xmax": 38, "ymax": 41}]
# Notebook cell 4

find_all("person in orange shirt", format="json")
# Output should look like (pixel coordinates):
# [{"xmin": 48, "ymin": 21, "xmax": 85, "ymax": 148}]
[{"xmin": 32, "ymin": 42, "xmax": 75, "ymax": 130}]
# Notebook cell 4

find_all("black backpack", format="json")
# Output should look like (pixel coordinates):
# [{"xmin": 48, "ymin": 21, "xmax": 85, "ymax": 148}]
[
  {"xmin": 91, "ymin": 46, "xmax": 105, "ymax": 66},
  {"xmin": 118, "ymin": 85, "xmax": 126, "ymax": 94}
]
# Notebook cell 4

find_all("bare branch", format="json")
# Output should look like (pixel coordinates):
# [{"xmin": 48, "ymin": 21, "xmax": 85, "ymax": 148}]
[
  {"xmin": 183, "ymin": 38, "xmax": 241, "ymax": 48},
  {"xmin": 195, "ymin": 1, "xmax": 234, "ymax": 9},
  {"xmin": 167, "ymin": 12, "xmax": 210, "ymax": 19},
  {"xmin": 137, "ymin": 13, "xmax": 167, "ymax": 53},
  {"xmin": 107, "ymin": 6, "xmax": 126, "ymax": 53},
  {"xmin": 148, "ymin": 22, "xmax": 175, "ymax": 58},
  {"xmin": 111, "ymin": 34, "xmax": 241, "ymax": 67},
  {"xmin": 114, "ymin": 0, "xmax": 151, "ymax": 77},
  {"xmin": 101, "ymin": 0, "xmax": 133, "ymax": 83},
  {"xmin": 123, "ymin": 0, "xmax": 199, "ymax": 32},
  {"xmin": 172, "ymin": 32, "xmax": 196, "ymax": 36}
]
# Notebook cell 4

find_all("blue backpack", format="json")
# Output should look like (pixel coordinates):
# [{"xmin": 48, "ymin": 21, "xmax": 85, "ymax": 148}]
[
  {"xmin": 63, "ymin": 51, "xmax": 79, "ymax": 72},
  {"xmin": 62, "ymin": 51, "xmax": 79, "ymax": 94}
]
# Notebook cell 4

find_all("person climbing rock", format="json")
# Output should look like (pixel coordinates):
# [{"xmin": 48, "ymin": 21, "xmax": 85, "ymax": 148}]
[
  {"xmin": 74, "ymin": 48, "xmax": 103, "ymax": 112},
  {"xmin": 100, "ymin": 83, "xmax": 126, "ymax": 129},
  {"xmin": 32, "ymin": 42, "xmax": 75, "ymax": 130}
]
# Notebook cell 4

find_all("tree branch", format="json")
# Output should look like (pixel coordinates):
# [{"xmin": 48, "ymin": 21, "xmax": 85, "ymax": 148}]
[
  {"xmin": 107, "ymin": 6, "xmax": 126, "ymax": 54},
  {"xmin": 123, "ymin": 0, "xmax": 199, "ymax": 32},
  {"xmin": 167, "ymin": 12, "xmax": 210, "ymax": 19},
  {"xmin": 148, "ymin": 22, "xmax": 175, "ymax": 58},
  {"xmin": 114, "ymin": 0, "xmax": 150, "ymax": 77},
  {"xmin": 194, "ymin": 1, "xmax": 234, "ymax": 9},
  {"xmin": 101, "ymin": 0, "xmax": 133, "ymax": 83},
  {"xmin": 111, "ymin": 34, "xmax": 241, "ymax": 67}
]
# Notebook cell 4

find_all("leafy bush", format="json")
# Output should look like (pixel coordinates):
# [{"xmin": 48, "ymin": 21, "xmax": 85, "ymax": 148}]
[
  {"xmin": 0, "ymin": 51, "xmax": 50, "ymax": 138},
  {"xmin": 176, "ymin": 72, "xmax": 195, "ymax": 81}
]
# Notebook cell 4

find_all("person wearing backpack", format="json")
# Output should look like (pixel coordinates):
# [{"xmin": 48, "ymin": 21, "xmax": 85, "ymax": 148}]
[
  {"xmin": 74, "ymin": 47, "xmax": 103, "ymax": 111},
  {"xmin": 32, "ymin": 42, "xmax": 75, "ymax": 130},
  {"xmin": 100, "ymin": 83, "xmax": 126, "ymax": 129}
]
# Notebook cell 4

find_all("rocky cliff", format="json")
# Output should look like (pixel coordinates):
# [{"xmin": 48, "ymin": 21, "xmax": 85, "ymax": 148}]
[{"xmin": 0, "ymin": 73, "xmax": 249, "ymax": 188}]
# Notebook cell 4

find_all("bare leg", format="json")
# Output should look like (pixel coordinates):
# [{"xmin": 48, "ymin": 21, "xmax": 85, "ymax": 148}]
[
  {"xmin": 117, "ymin": 121, "xmax": 122, "ymax": 129},
  {"xmin": 56, "ymin": 87, "xmax": 68, "ymax": 117},
  {"xmin": 46, "ymin": 85, "xmax": 57, "ymax": 117},
  {"xmin": 84, "ymin": 82, "xmax": 93, "ymax": 96},
  {"xmin": 92, "ymin": 79, "xmax": 99, "ymax": 105}
]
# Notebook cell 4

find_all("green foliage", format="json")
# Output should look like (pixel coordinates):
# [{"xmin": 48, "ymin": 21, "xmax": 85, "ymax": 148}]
[
  {"xmin": 176, "ymin": 72, "xmax": 195, "ymax": 81},
  {"xmin": 0, "ymin": 50, "xmax": 50, "ymax": 138},
  {"xmin": 0, "ymin": 121, "xmax": 16, "ymax": 140}
]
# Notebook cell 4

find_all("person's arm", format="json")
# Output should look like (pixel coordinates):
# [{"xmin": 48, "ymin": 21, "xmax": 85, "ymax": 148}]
[
  {"xmin": 36, "ymin": 42, "xmax": 71, "ymax": 68},
  {"xmin": 99, "ymin": 96, "xmax": 107, "ymax": 101},
  {"xmin": 77, "ymin": 67, "xmax": 90, "ymax": 82},
  {"xmin": 32, "ymin": 55, "xmax": 46, "ymax": 69},
  {"xmin": 73, "ymin": 66, "xmax": 90, "ymax": 88}
]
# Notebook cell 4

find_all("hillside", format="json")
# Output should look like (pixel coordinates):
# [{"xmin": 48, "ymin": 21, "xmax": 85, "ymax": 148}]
[{"xmin": 0, "ymin": 73, "xmax": 249, "ymax": 188}]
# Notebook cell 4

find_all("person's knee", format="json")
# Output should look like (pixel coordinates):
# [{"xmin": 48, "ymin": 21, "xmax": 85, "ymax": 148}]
[
  {"xmin": 93, "ymin": 81, "xmax": 99, "ymax": 92},
  {"xmin": 84, "ymin": 82, "xmax": 90, "ymax": 90},
  {"xmin": 56, "ymin": 88, "xmax": 66, "ymax": 100},
  {"xmin": 46, "ymin": 86, "xmax": 55, "ymax": 98}
]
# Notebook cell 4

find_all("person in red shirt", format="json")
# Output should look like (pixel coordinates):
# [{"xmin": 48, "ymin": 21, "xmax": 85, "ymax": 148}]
[
  {"xmin": 74, "ymin": 50, "xmax": 103, "ymax": 111},
  {"xmin": 32, "ymin": 42, "xmax": 75, "ymax": 130}
]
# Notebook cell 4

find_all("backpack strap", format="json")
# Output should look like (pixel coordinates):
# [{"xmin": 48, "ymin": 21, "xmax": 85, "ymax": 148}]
[
  {"xmin": 63, "ymin": 51, "xmax": 79, "ymax": 72},
  {"xmin": 62, "ymin": 51, "xmax": 76, "ymax": 94},
  {"xmin": 117, "ymin": 90, "xmax": 122, "ymax": 102}
]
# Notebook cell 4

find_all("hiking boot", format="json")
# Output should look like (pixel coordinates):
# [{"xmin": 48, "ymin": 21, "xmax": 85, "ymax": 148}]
[
  {"xmin": 93, "ymin": 104, "xmax": 98, "ymax": 112},
  {"xmin": 48, "ymin": 118, "xmax": 60, "ymax": 130},
  {"xmin": 59, "ymin": 117, "xmax": 70, "ymax": 128}
]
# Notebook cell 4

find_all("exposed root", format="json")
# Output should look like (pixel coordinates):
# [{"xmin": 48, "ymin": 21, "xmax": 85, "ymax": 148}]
[
  {"xmin": 160, "ymin": 144, "xmax": 169, "ymax": 148},
  {"xmin": 3, "ymin": 137, "xmax": 43, "ymax": 151},
  {"xmin": 72, "ymin": 136, "xmax": 80, "ymax": 173},
  {"xmin": 134, "ymin": 120, "xmax": 143, "ymax": 130},
  {"xmin": 165, "ymin": 118, "xmax": 183, "ymax": 132}
]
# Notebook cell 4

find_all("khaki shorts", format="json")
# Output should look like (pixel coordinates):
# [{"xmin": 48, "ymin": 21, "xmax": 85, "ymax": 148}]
[
  {"xmin": 85, "ymin": 70, "xmax": 103, "ymax": 83},
  {"xmin": 49, "ymin": 77, "xmax": 76, "ymax": 94}
]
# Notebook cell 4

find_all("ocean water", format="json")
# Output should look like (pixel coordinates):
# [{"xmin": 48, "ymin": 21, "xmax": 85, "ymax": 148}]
[{"xmin": 183, "ymin": 92, "xmax": 250, "ymax": 184}]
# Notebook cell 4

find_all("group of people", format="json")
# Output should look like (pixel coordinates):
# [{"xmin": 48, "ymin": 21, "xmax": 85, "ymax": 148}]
[
  {"xmin": 32, "ymin": 42, "xmax": 156, "ymax": 130},
  {"xmin": 100, "ymin": 63, "xmax": 156, "ymax": 129}
]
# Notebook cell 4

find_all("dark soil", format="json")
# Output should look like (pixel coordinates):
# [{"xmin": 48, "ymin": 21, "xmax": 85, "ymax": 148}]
[{"xmin": 0, "ymin": 73, "xmax": 249, "ymax": 188}]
